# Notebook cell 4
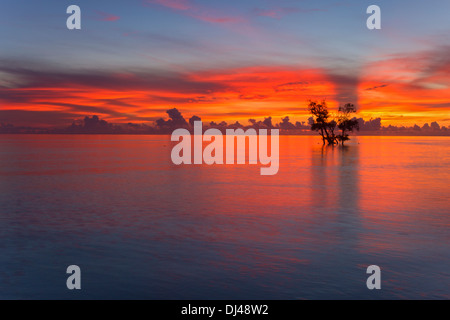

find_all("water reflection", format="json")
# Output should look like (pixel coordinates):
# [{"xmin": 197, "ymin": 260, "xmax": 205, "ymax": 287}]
[{"xmin": 0, "ymin": 135, "xmax": 448, "ymax": 299}]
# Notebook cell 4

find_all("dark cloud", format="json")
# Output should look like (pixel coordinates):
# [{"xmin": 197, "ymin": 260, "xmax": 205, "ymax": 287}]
[
  {"xmin": 365, "ymin": 84, "xmax": 389, "ymax": 91},
  {"xmin": 0, "ymin": 110, "xmax": 79, "ymax": 127},
  {"xmin": 156, "ymin": 108, "xmax": 188, "ymax": 129},
  {"xmin": 39, "ymin": 102, "xmax": 158, "ymax": 122},
  {"xmin": 0, "ymin": 87, "xmax": 78, "ymax": 104},
  {"xmin": 325, "ymin": 73, "xmax": 359, "ymax": 104},
  {"xmin": 189, "ymin": 115, "xmax": 201, "ymax": 127},
  {"xmin": 0, "ymin": 60, "xmax": 230, "ymax": 94},
  {"xmin": 39, "ymin": 102, "xmax": 124, "ymax": 117},
  {"xmin": 278, "ymin": 116, "xmax": 296, "ymax": 129},
  {"xmin": 354, "ymin": 117, "xmax": 382, "ymax": 131},
  {"xmin": 419, "ymin": 46, "xmax": 450, "ymax": 79},
  {"xmin": 239, "ymin": 94, "xmax": 268, "ymax": 100},
  {"xmin": 274, "ymin": 81, "xmax": 309, "ymax": 92},
  {"xmin": 1, "ymin": 108, "xmax": 448, "ymax": 135},
  {"xmin": 263, "ymin": 116, "xmax": 273, "ymax": 128}
]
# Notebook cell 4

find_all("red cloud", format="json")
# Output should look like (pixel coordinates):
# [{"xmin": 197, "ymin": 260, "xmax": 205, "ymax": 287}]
[
  {"xmin": 2, "ymin": 51, "xmax": 450, "ymax": 127},
  {"xmin": 253, "ymin": 7, "xmax": 325, "ymax": 19},
  {"xmin": 149, "ymin": 0, "xmax": 191, "ymax": 11},
  {"xmin": 146, "ymin": 0, "xmax": 243, "ymax": 24},
  {"xmin": 95, "ymin": 11, "xmax": 120, "ymax": 21},
  {"xmin": 358, "ymin": 47, "xmax": 450, "ymax": 125}
]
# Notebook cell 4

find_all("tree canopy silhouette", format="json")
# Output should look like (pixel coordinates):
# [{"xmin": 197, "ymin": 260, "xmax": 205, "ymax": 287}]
[
  {"xmin": 308, "ymin": 100, "xmax": 359, "ymax": 145},
  {"xmin": 337, "ymin": 103, "xmax": 359, "ymax": 145}
]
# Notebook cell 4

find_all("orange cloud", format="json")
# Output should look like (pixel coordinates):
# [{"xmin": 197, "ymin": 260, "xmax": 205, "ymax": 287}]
[
  {"xmin": 1, "ymin": 51, "xmax": 449, "ymax": 128},
  {"xmin": 0, "ymin": 64, "xmax": 337, "ymax": 126},
  {"xmin": 358, "ymin": 47, "xmax": 450, "ymax": 125}
]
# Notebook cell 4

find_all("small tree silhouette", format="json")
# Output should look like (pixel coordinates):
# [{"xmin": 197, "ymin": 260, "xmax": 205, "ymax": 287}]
[
  {"xmin": 308, "ymin": 100, "xmax": 336, "ymax": 144},
  {"xmin": 337, "ymin": 103, "xmax": 359, "ymax": 145},
  {"xmin": 308, "ymin": 100, "xmax": 358, "ymax": 145}
]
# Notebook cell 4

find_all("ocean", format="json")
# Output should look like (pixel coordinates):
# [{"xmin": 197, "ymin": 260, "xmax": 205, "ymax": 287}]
[{"xmin": 0, "ymin": 134, "xmax": 448, "ymax": 299}]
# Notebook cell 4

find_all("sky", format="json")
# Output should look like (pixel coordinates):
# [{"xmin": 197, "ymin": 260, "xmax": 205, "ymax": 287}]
[{"xmin": 0, "ymin": 0, "xmax": 449, "ymax": 127}]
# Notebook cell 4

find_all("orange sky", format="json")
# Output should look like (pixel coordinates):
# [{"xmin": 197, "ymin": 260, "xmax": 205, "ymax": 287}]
[{"xmin": 1, "ymin": 61, "xmax": 449, "ymax": 128}]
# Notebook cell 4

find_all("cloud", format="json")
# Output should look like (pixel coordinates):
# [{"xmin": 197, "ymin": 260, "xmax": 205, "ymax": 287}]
[
  {"xmin": 148, "ymin": 0, "xmax": 191, "ymax": 11},
  {"xmin": 156, "ymin": 107, "xmax": 188, "ymax": 129},
  {"xmin": 0, "ymin": 60, "xmax": 234, "ymax": 125},
  {"xmin": 0, "ymin": 61, "xmax": 228, "ymax": 94},
  {"xmin": 0, "ymin": 60, "xmax": 350, "ymax": 125},
  {"xmin": 365, "ymin": 84, "xmax": 389, "ymax": 91},
  {"xmin": 358, "ymin": 46, "xmax": 450, "ymax": 125},
  {"xmin": 274, "ymin": 81, "xmax": 310, "ymax": 92},
  {"xmin": 145, "ymin": 0, "xmax": 243, "ymax": 24},
  {"xmin": 253, "ymin": 7, "xmax": 325, "ymax": 19},
  {"xmin": 0, "ymin": 110, "xmax": 80, "ymax": 127},
  {"xmin": 2, "ymin": 49, "xmax": 450, "ymax": 128},
  {"xmin": 190, "ymin": 14, "xmax": 240, "ymax": 24},
  {"xmin": 325, "ymin": 73, "xmax": 359, "ymax": 104},
  {"xmin": 94, "ymin": 11, "xmax": 120, "ymax": 22}
]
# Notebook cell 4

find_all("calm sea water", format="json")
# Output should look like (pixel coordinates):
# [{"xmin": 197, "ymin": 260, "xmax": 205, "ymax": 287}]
[{"xmin": 0, "ymin": 134, "xmax": 449, "ymax": 299}]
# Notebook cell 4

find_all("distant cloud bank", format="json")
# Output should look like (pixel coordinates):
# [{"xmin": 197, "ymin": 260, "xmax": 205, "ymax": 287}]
[{"xmin": 1, "ymin": 108, "xmax": 448, "ymax": 136}]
